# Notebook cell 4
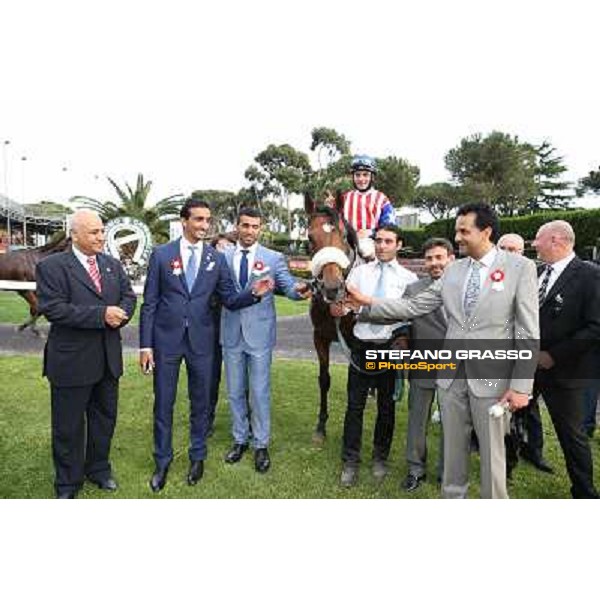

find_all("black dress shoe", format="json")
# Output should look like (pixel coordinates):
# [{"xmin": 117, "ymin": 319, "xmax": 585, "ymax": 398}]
[
  {"xmin": 402, "ymin": 473, "xmax": 426, "ymax": 492},
  {"xmin": 88, "ymin": 476, "xmax": 118, "ymax": 491},
  {"xmin": 254, "ymin": 448, "xmax": 271, "ymax": 473},
  {"xmin": 56, "ymin": 490, "xmax": 77, "ymax": 499},
  {"xmin": 149, "ymin": 467, "xmax": 169, "ymax": 493},
  {"xmin": 225, "ymin": 443, "xmax": 248, "ymax": 464},
  {"xmin": 187, "ymin": 460, "xmax": 204, "ymax": 485},
  {"xmin": 521, "ymin": 452, "xmax": 554, "ymax": 474}
]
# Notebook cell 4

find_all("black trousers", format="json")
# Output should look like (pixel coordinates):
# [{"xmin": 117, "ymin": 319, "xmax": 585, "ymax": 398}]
[
  {"xmin": 50, "ymin": 374, "xmax": 118, "ymax": 495},
  {"xmin": 539, "ymin": 384, "xmax": 599, "ymax": 499},
  {"xmin": 342, "ymin": 351, "xmax": 397, "ymax": 465}
]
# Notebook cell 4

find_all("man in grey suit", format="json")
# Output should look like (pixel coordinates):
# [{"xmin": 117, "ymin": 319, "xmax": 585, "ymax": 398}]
[
  {"xmin": 403, "ymin": 238, "xmax": 454, "ymax": 492},
  {"xmin": 347, "ymin": 203, "xmax": 539, "ymax": 498}
]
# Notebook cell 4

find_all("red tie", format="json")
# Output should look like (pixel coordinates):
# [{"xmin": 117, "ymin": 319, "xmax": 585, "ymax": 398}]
[{"xmin": 87, "ymin": 256, "xmax": 102, "ymax": 293}]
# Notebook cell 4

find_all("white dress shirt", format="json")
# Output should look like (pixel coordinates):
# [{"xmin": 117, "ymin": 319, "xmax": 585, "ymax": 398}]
[
  {"xmin": 349, "ymin": 259, "xmax": 418, "ymax": 341},
  {"xmin": 180, "ymin": 238, "xmax": 203, "ymax": 280},
  {"xmin": 540, "ymin": 252, "xmax": 575, "ymax": 295},
  {"xmin": 232, "ymin": 242, "xmax": 258, "ymax": 283}
]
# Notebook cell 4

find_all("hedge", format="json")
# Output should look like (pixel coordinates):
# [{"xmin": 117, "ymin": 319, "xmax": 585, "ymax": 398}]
[{"xmin": 422, "ymin": 208, "xmax": 600, "ymax": 255}]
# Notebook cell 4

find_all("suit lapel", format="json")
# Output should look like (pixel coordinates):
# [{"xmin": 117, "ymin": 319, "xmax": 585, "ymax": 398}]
[
  {"xmin": 541, "ymin": 257, "xmax": 580, "ymax": 309},
  {"xmin": 167, "ymin": 239, "xmax": 188, "ymax": 294},
  {"xmin": 470, "ymin": 251, "xmax": 505, "ymax": 319},
  {"xmin": 246, "ymin": 245, "xmax": 264, "ymax": 289},
  {"xmin": 225, "ymin": 247, "xmax": 241, "ymax": 291},
  {"xmin": 96, "ymin": 254, "xmax": 113, "ymax": 299},
  {"xmin": 190, "ymin": 243, "xmax": 214, "ymax": 294},
  {"xmin": 454, "ymin": 258, "xmax": 471, "ymax": 320},
  {"xmin": 67, "ymin": 251, "xmax": 103, "ymax": 298}
]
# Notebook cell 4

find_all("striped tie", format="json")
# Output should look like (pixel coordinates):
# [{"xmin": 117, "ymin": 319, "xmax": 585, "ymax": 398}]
[
  {"xmin": 87, "ymin": 256, "xmax": 102, "ymax": 293},
  {"xmin": 538, "ymin": 265, "xmax": 553, "ymax": 303}
]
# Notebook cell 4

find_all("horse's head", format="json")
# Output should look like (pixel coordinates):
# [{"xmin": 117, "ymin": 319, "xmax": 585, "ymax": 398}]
[{"xmin": 307, "ymin": 204, "xmax": 352, "ymax": 304}]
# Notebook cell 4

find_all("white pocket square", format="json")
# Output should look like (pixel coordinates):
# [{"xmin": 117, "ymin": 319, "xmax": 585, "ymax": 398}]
[{"xmin": 206, "ymin": 261, "xmax": 216, "ymax": 271}]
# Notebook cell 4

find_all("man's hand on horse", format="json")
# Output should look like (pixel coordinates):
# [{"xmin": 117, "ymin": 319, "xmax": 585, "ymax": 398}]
[
  {"xmin": 105, "ymin": 306, "xmax": 128, "ymax": 328},
  {"xmin": 345, "ymin": 284, "xmax": 374, "ymax": 310},
  {"xmin": 251, "ymin": 277, "xmax": 275, "ymax": 297},
  {"xmin": 294, "ymin": 281, "xmax": 312, "ymax": 299}
]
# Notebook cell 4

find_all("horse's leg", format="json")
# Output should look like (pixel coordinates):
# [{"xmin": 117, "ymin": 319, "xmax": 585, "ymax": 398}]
[
  {"xmin": 17, "ymin": 291, "xmax": 40, "ymax": 335},
  {"xmin": 313, "ymin": 332, "xmax": 332, "ymax": 445}
]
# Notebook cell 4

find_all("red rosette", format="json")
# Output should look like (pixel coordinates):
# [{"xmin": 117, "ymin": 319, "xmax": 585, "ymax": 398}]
[{"xmin": 490, "ymin": 269, "xmax": 505, "ymax": 283}]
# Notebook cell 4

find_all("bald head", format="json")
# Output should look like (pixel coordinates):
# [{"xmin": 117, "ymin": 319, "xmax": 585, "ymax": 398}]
[
  {"xmin": 532, "ymin": 220, "xmax": 575, "ymax": 264},
  {"xmin": 70, "ymin": 209, "xmax": 105, "ymax": 256},
  {"xmin": 498, "ymin": 233, "xmax": 525, "ymax": 255}
]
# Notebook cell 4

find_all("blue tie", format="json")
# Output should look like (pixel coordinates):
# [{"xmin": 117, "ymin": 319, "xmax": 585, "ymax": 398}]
[
  {"xmin": 373, "ymin": 262, "xmax": 389, "ymax": 298},
  {"xmin": 239, "ymin": 250, "xmax": 249, "ymax": 288},
  {"xmin": 186, "ymin": 245, "xmax": 198, "ymax": 291}
]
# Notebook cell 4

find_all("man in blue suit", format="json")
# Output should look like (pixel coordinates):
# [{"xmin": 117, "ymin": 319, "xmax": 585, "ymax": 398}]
[
  {"xmin": 139, "ymin": 199, "xmax": 273, "ymax": 492},
  {"xmin": 221, "ymin": 207, "xmax": 311, "ymax": 473}
]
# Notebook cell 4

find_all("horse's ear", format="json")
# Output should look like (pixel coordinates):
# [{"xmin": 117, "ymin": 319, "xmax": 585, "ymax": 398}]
[
  {"xmin": 304, "ymin": 193, "xmax": 316, "ymax": 215},
  {"xmin": 335, "ymin": 189, "xmax": 345, "ymax": 214}
]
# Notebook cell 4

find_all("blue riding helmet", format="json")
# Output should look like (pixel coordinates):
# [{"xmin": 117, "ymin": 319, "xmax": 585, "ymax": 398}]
[{"xmin": 350, "ymin": 154, "xmax": 377, "ymax": 174}]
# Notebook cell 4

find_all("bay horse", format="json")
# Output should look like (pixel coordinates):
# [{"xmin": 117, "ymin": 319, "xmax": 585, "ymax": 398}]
[
  {"xmin": 305, "ymin": 194, "xmax": 360, "ymax": 444},
  {"xmin": 0, "ymin": 232, "xmax": 71, "ymax": 334}
]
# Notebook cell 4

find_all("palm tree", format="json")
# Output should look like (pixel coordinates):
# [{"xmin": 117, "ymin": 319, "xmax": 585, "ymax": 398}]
[{"xmin": 71, "ymin": 173, "xmax": 184, "ymax": 243}]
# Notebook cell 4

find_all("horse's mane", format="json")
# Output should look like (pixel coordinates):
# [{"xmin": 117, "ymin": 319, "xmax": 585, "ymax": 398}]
[{"xmin": 312, "ymin": 205, "xmax": 340, "ymax": 225}]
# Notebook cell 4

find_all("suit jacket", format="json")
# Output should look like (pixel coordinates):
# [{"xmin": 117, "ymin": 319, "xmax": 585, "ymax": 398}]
[
  {"xmin": 36, "ymin": 250, "xmax": 137, "ymax": 387},
  {"xmin": 359, "ymin": 249, "xmax": 540, "ymax": 397},
  {"xmin": 405, "ymin": 276, "xmax": 448, "ymax": 390},
  {"xmin": 220, "ymin": 244, "xmax": 300, "ymax": 351},
  {"xmin": 536, "ymin": 256, "xmax": 600, "ymax": 388},
  {"xmin": 139, "ymin": 239, "xmax": 256, "ymax": 355}
]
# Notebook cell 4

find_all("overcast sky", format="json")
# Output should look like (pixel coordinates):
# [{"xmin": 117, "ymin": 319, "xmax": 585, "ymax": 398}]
[{"xmin": 1, "ymin": 0, "xmax": 598, "ymax": 209}]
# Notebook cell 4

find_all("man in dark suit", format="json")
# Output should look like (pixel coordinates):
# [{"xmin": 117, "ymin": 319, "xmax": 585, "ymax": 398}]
[
  {"xmin": 532, "ymin": 220, "xmax": 600, "ymax": 498},
  {"xmin": 139, "ymin": 199, "xmax": 273, "ymax": 492},
  {"xmin": 497, "ymin": 233, "xmax": 553, "ymax": 475},
  {"xmin": 36, "ymin": 209, "xmax": 136, "ymax": 499}
]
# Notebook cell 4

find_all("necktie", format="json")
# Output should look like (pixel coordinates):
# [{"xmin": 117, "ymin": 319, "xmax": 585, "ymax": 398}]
[
  {"xmin": 87, "ymin": 256, "xmax": 102, "ymax": 293},
  {"xmin": 463, "ymin": 260, "xmax": 481, "ymax": 318},
  {"xmin": 538, "ymin": 265, "xmax": 553, "ymax": 303},
  {"xmin": 186, "ymin": 245, "xmax": 198, "ymax": 291},
  {"xmin": 373, "ymin": 262, "xmax": 390, "ymax": 298},
  {"xmin": 239, "ymin": 250, "xmax": 249, "ymax": 288}
]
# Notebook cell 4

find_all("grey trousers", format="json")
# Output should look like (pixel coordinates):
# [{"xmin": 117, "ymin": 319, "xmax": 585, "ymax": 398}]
[
  {"xmin": 439, "ymin": 376, "xmax": 510, "ymax": 499},
  {"xmin": 406, "ymin": 384, "xmax": 444, "ymax": 479}
]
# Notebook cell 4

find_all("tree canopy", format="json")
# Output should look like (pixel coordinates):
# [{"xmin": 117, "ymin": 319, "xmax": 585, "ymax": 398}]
[{"xmin": 71, "ymin": 173, "xmax": 183, "ymax": 243}]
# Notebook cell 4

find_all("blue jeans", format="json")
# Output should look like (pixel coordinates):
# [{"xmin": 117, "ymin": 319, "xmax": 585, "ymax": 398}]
[{"xmin": 223, "ymin": 344, "xmax": 273, "ymax": 448}]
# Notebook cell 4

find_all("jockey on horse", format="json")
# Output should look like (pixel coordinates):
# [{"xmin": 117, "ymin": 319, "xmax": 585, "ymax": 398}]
[{"xmin": 325, "ymin": 154, "xmax": 396, "ymax": 261}]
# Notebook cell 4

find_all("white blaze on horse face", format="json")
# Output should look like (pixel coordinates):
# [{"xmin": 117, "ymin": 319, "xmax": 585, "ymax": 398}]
[{"xmin": 322, "ymin": 223, "xmax": 334, "ymax": 234}]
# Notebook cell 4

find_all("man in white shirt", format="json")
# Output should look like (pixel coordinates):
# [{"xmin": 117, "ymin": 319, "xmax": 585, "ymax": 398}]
[{"xmin": 332, "ymin": 225, "xmax": 417, "ymax": 487}]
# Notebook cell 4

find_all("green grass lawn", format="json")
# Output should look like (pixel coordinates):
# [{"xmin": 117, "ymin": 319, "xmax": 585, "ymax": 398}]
[
  {"xmin": 0, "ymin": 291, "xmax": 306, "ymax": 326},
  {"xmin": 0, "ymin": 354, "xmax": 596, "ymax": 499}
]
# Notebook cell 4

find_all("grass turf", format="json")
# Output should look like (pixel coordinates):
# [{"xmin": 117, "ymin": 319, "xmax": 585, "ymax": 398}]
[{"xmin": 0, "ymin": 355, "xmax": 596, "ymax": 499}]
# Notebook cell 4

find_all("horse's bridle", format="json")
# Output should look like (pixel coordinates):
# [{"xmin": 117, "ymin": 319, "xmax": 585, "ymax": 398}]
[{"xmin": 309, "ymin": 215, "xmax": 357, "ymax": 305}]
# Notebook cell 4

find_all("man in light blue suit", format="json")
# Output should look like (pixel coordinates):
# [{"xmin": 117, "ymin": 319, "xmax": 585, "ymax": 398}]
[
  {"xmin": 221, "ymin": 207, "xmax": 311, "ymax": 473},
  {"xmin": 139, "ymin": 199, "xmax": 273, "ymax": 492}
]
